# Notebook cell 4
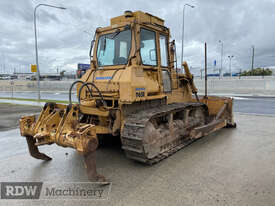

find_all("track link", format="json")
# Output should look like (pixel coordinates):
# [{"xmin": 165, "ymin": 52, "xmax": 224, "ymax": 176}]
[{"xmin": 121, "ymin": 102, "xmax": 208, "ymax": 164}]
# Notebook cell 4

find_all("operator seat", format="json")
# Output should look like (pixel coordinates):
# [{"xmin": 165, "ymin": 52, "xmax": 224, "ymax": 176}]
[{"xmin": 113, "ymin": 57, "xmax": 127, "ymax": 65}]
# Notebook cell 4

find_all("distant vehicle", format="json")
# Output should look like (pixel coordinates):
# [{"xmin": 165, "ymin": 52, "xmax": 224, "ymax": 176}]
[
  {"xmin": 41, "ymin": 75, "xmax": 61, "ymax": 81},
  {"xmin": 28, "ymin": 74, "xmax": 62, "ymax": 81},
  {"xmin": 10, "ymin": 75, "xmax": 18, "ymax": 80},
  {"xmin": 207, "ymin": 73, "xmax": 219, "ymax": 77},
  {"xmin": 223, "ymin": 73, "xmax": 239, "ymax": 77},
  {"xmin": 30, "ymin": 76, "xmax": 37, "ymax": 81},
  {"xmin": 0, "ymin": 75, "xmax": 17, "ymax": 80},
  {"xmin": 77, "ymin": 63, "xmax": 90, "ymax": 78},
  {"xmin": 2, "ymin": 76, "xmax": 11, "ymax": 80}
]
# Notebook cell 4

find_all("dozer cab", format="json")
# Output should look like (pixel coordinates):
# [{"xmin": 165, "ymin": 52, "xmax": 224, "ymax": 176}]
[{"xmin": 20, "ymin": 11, "xmax": 236, "ymax": 182}]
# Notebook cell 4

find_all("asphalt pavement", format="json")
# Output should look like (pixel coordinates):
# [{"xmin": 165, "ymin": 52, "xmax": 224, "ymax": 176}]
[
  {"xmin": 233, "ymin": 96, "xmax": 275, "ymax": 115},
  {"xmin": 0, "ymin": 93, "xmax": 275, "ymax": 205},
  {"xmin": 0, "ymin": 113, "xmax": 274, "ymax": 205},
  {"xmin": 0, "ymin": 104, "xmax": 41, "ymax": 131}
]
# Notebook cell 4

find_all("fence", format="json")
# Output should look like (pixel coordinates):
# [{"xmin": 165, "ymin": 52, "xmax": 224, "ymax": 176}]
[
  {"xmin": 194, "ymin": 77, "xmax": 275, "ymax": 95},
  {"xmin": 1, "ymin": 77, "xmax": 275, "ymax": 96},
  {"xmin": 0, "ymin": 80, "xmax": 74, "ymax": 92}
]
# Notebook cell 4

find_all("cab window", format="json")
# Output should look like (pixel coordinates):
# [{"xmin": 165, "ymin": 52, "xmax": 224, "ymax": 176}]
[
  {"xmin": 97, "ymin": 29, "xmax": 131, "ymax": 66},
  {"xmin": 159, "ymin": 34, "xmax": 168, "ymax": 67},
  {"xmin": 140, "ymin": 28, "xmax": 157, "ymax": 66}
]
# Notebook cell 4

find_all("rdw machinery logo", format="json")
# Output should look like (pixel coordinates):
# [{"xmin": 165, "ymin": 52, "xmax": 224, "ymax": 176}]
[{"xmin": 1, "ymin": 182, "xmax": 43, "ymax": 199}]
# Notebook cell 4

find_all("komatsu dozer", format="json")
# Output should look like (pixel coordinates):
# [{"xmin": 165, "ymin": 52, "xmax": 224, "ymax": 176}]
[{"xmin": 20, "ymin": 11, "xmax": 236, "ymax": 182}]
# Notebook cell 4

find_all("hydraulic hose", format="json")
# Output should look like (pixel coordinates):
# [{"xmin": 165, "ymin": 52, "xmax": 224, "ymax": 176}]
[
  {"xmin": 69, "ymin": 80, "xmax": 93, "ymax": 105},
  {"xmin": 78, "ymin": 82, "xmax": 105, "ymax": 107}
]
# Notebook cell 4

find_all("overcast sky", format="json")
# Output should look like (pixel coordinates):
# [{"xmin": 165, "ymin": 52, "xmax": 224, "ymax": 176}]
[{"xmin": 0, "ymin": 0, "xmax": 275, "ymax": 75}]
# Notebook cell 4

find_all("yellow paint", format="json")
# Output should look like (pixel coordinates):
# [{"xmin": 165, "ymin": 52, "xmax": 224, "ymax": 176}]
[{"xmin": 20, "ymin": 11, "xmax": 234, "ymax": 153}]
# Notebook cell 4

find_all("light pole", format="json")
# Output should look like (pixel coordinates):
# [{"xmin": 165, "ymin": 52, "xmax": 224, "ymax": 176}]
[
  {"xmin": 2, "ymin": 54, "xmax": 5, "ymax": 74},
  {"xmin": 181, "ymin": 3, "xmax": 195, "ymax": 71},
  {"xmin": 218, "ymin": 40, "xmax": 223, "ymax": 78},
  {"xmin": 251, "ymin": 45, "xmax": 255, "ymax": 71},
  {"xmin": 228, "ymin": 55, "xmax": 234, "ymax": 77},
  {"xmin": 34, "ymin": 4, "xmax": 66, "ymax": 101}
]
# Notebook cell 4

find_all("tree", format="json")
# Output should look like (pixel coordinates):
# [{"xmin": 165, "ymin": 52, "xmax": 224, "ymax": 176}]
[
  {"xmin": 240, "ymin": 68, "xmax": 272, "ymax": 76},
  {"xmin": 60, "ymin": 70, "xmax": 66, "ymax": 77}
]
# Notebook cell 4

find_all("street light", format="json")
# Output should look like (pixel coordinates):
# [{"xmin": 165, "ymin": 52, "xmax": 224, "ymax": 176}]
[
  {"xmin": 228, "ymin": 55, "xmax": 234, "ymax": 77},
  {"xmin": 181, "ymin": 3, "xmax": 195, "ymax": 71},
  {"xmin": 251, "ymin": 45, "xmax": 255, "ymax": 71},
  {"xmin": 34, "ymin": 4, "xmax": 66, "ymax": 101},
  {"xmin": 218, "ymin": 40, "xmax": 223, "ymax": 79}
]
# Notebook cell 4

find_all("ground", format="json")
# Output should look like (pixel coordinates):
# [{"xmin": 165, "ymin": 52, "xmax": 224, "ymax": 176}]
[
  {"xmin": 0, "ymin": 103, "xmax": 274, "ymax": 205},
  {"xmin": 0, "ymin": 103, "xmax": 41, "ymax": 131}
]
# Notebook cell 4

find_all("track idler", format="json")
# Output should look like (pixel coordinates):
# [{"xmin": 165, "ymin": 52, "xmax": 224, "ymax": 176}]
[{"xmin": 19, "ymin": 103, "xmax": 106, "ymax": 182}]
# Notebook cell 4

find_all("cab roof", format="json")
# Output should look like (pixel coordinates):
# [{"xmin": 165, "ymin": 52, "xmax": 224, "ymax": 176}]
[{"xmin": 110, "ymin": 11, "xmax": 164, "ymax": 26}]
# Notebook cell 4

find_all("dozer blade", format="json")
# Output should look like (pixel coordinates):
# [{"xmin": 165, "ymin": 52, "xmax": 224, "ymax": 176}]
[{"xmin": 19, "ymin": 102, "xmax": 106, "ymax": 182}]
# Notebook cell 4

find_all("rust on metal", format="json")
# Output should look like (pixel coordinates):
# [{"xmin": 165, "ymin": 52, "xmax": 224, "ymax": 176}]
[{"xmin": 26, "ymin": 135, "xmax": 52, "ymax": 161}]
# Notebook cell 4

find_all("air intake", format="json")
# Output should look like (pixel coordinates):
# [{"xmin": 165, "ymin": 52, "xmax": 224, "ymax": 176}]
[{"xmin": 124, "ymin": 10, "xmax": 133, "ymax": 18}]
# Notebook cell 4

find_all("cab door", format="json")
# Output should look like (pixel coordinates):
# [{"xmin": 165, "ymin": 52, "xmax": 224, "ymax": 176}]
[
  {"xmin": 139, "ymin": 28, "xmax": 158, "ymax": 68},
  {"xmin": 158, "ymin": 33, "xmax": 172, "ymax": 93},
  {"xmin": 139, "ymin": 27, "xmax": 160, "ymax": 96}
]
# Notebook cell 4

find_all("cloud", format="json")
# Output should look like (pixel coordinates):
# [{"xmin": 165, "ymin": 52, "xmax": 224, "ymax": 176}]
[{"xmin": 0, "ymin": 0, "xmax": 274, "ymax": 75}]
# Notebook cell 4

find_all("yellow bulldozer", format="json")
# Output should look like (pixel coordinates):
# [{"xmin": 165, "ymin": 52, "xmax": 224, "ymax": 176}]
[{"xmin": 20, "ymin": 11, "xmax": 236, "ymax": 182}]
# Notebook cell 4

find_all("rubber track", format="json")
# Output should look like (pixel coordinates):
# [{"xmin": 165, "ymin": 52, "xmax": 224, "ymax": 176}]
[{"xmin": 121, "ymin": 102, "xmax": 207, "ymax": 164}]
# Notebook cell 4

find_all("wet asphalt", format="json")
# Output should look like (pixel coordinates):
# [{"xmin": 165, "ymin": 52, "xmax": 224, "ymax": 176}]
[{"xmin": 0, "ymin": 101, "xmax": 274, "ymax": 205}]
